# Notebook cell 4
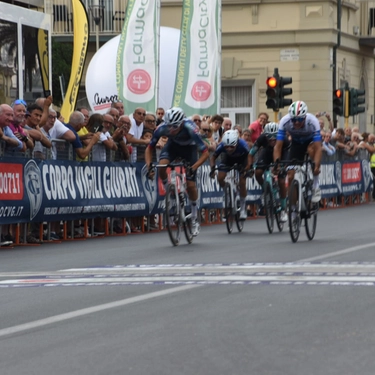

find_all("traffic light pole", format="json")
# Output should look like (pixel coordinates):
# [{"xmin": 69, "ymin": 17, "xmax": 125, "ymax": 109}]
[{"xmin": 344, "ymin": 83, "xmax": 349, "ymax": 128}]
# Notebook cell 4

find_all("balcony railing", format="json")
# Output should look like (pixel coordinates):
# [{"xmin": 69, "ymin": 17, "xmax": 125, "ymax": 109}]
[{"xmin": 51, "ymin": 0, "xmax": 128, "ymax": 36}]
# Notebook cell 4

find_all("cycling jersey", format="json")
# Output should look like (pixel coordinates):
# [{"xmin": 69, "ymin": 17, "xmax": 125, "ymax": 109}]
[
  {"xmin": 149, "ymin": 118, "xmax": 207, "ymax": 152},
  {"xmin": 277, "ymin": 113, "xmax": 321, "ymax": 144},
  {"xmin": 214, "ymin": 138, "xmax": 250, "ymax": 159}
]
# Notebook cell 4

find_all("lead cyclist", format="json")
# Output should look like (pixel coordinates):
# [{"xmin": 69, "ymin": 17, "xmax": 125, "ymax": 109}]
[{"xmin": 273, "ymin": 101, "xmax": 322, "ymax": 203}]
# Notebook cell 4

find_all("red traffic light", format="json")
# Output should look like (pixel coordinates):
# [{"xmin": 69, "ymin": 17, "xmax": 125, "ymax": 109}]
[
  {"xmin": 266, "ymin": 77, "xmax": 278, "ymax": 88},
  {"xmin": 334, "ymin": 89, "xmax": 342, "ymax": 98}
]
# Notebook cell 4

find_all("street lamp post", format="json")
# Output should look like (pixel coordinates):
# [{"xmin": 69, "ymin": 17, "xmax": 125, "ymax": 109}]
[{"xmin": 89, "ymin": 3, "xmax": 105, "ymax": 51}]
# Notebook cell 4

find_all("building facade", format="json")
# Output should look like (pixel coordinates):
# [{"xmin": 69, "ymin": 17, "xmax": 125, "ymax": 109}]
[{"xmin": 2, "ymin": 0, "xmax": 375, "ymax": 131}]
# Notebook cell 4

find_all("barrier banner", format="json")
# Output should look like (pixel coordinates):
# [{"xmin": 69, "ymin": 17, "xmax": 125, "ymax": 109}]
[
  {"xmin": 0, "ymin": 158, "xmax": 371, "ymax": 225},
  {"xmin": 319, "ymin": 162, "xmax": 340, "ymax": 198},
  {"xmin": 116, "ymin": 0, "xmax": 160, "ymax": 113},
  {"xmin": 172, "ymin": 0, "xmax": 221, "ymax": 116}
]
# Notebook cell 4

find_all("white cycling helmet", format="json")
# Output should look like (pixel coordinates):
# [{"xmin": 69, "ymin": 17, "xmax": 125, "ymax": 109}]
[
  {"xmin": 164, "ymin": 107, "xmax": 185, "ymax": 128},
  {"xmin": 264, "ymin": 122, "xmax": 279, "ymax": 136},
  {"xmin": 288, "ymin": 101, "xmax": 308, "ymax": 119},
  {"xmin": 222, "ymin": 130, "xmax": 239, "ymax": 147}
]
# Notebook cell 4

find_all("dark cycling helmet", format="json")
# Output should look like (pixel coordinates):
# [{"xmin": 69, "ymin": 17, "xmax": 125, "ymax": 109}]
[
  {"xmin": 164, "ymin": 107, "xmax": 185, "ymax": 128},
  {"xmin": 222, "ymin": 129, "xmax": 239, "ymax": 147},
  {"xmin": 264, "ymin": 122, "xmax": 279, "ymax": 136},
  {"xmin": 288, "ymin": 101, "xmax": 308, "ymax": 119}
]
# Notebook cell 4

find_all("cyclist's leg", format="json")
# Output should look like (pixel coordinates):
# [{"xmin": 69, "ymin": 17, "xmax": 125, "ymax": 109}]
[
  {"xmin": 177, "ymin": 145, "xmax": 201, "ymax": 235},
  {"xmin": 307, "ymin": 141, "xmax": 322, "ymax": 202},
  {"xmin": 158, "ymin": 141, "xmax": 174, "ymax": 188},
  {"xmin": 278, "ymin": 147, "xmax": 290, "ymax": 211},
  {"xmin": 255, "ymin": 148, "xmax": 271, "ymax": 190},
  {"xmin": 238, "ymin": 156, "xmax": 250, "ymax": 219}
]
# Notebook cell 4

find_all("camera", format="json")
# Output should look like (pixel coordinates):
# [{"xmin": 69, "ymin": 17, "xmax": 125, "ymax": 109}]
[{"xmin": 93, "ymin": 122, "xmax": 103, "ymax": 133}]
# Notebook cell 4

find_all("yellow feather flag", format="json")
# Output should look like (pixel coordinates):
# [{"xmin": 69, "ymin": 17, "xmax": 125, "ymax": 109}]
[{"xmin": 60, "ymin": 0, "xmax": 89, "ymax": 120}]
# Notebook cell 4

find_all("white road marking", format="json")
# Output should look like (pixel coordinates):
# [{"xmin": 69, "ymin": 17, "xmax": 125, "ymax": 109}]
[
  {"xmin": 0, "ymin": 284, "xmax": 200, "ymax": 338},
  {"xmin": 297, "ymin": 242, "xmax": 375, "ymax": 262}
]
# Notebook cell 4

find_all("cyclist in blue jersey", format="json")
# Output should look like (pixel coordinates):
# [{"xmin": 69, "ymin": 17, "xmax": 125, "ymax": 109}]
[
  {"xmin": 209, "ymin": 130, "xmax": 251, "ymax": 220},
  {"xmin": 273, "ymin": 101, "xmax": 322, "ymax": 202},
  {"xmin": 249, "ymin": 122, "xmax": 289, "ymax": 222},
  {"xmin": 145, "ymin": 107, "xmax": 209, "ymax": 236}
]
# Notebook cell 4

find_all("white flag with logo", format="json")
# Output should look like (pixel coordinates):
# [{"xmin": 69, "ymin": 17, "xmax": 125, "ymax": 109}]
[
  {"xmin": 116, "ymin": 0, "xmax": 160, "ymax": 113},
  {"xmin": 172, "ymin": 0, "xmax": 221, "ymax": 116}
]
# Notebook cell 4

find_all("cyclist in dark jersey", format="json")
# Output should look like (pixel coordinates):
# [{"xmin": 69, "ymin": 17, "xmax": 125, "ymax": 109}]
[
  {"xmin": 209, "ymin": 129, "xmax": 251, "ymax": 220},
  {"xmin": 145, "ymin": 107, "xmax": 209, "ymax": 236},
  {"xmin": 274, "ymin": 100, "xmax": 322, "ymax": 203},
  {"xmin": 249, "ymin": 122, "xmax": 289, "ymax": 222}
]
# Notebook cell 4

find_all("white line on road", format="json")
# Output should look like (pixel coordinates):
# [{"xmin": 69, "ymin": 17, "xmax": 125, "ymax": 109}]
[
  {"xmin": 297, "ymin": 242, "xmax": 375, "ymax": 262},
  {"xmin": 0, "ymin": 284, "xmax": 200, "ymax": 338}
]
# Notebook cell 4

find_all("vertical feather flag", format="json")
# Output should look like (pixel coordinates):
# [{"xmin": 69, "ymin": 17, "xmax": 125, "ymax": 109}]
[
  {"xmin": 172, "ymin": 0, "xmax": 221, "ymax": 116},
  {"xmin": 60, "ymin": 0, "xmax": 89, "ymax": 120},
  {"xmin": 116, "ymin": 0, "xmax": 160, "ymax": 114}
]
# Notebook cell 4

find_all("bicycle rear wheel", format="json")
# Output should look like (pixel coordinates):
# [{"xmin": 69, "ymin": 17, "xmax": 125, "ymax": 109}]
[
  {"xmin": 288, "ymin": 180, "xmax": 301, "ymax": 243},
  {"xmin": 305, "ymin": 200, "xmax": 318, "ymax": 240},
  {"xmin": 264, "ymin": 182, "xmax": 274, "ymax": 234},
  {"xmin": 235, "ymin": 196, "xmax": 244, "ymax": 232},
  {"xmin": 224, "ymin": 183, "xmax": 233, "ymax": 234},
  {"xmin": 165, "ymin": 184, "xmax": 181, "ymax": 246}
]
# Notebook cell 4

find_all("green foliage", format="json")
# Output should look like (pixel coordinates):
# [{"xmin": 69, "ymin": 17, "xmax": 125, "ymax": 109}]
[{"xmin": 52, "ymin": 38, "xmax": 73, "ymax": 106}]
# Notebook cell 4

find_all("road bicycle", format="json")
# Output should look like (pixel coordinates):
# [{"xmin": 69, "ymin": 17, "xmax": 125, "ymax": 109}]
[
  {"xmin": 222, "ymin": 164, "xmax": 245, "ymax": 234},
  {"xmin": 262, "ymin": 163, "xmax": 286, "ymax": 234},
  {"xmin": 287, "ymin": 155, "xmax": 319, "ymax": 243},
  {"xmin": 156, "ymin": 160, "xmax": 194, "ymax": 246}
]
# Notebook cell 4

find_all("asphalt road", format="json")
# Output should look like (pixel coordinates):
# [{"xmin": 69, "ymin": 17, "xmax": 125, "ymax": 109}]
[{"xmin": 1, "ymin": 203, "xmax": 375, "ymax": 375}]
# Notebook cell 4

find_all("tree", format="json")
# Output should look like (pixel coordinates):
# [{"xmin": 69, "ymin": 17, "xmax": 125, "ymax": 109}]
[{"xmin": 52, "ymin": 38, "xmax": 73, "ymax": 106}]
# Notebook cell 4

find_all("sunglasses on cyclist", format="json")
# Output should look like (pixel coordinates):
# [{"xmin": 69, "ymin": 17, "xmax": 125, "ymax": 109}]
[
  {"xmin": 291, "ymin": 117, "xmax": 305, "ymax": 123},
  {"xmin": 225, "ymin": 145, "xmax": 236, "ymax": 150},
  {"xmin": 167, "ymin": 124, "xmax": 181, "ymax": 130},
  {"xmin": 266, "ymin": 134, "xmax": 277, "ymax": 140}
]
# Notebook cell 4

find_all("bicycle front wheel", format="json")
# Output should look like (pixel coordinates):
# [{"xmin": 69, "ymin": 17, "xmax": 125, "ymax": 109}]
[
  {"xmin": 235, "ymin": 196, "xmax": 244, "ymax": 232},
  {"xmin": 264, "ymin": 182, "xmax": 274, "ymax": 234},
  {"xmin": 224, "ymin": 183, "xmax": 233, "ymax": 234},
  {"xmin": 288, "ymin": 180, "xmax": 301, "ymax": 243},
  {"xmin": 305, "ymin": 200, "xmax": 318, "ymax": 240},
  {"xmin": 165, "ymin": 184, "xmax": 181, "ymax": 246}
]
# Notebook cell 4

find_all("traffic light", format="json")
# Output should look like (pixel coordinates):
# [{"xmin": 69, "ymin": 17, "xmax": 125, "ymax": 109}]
[
  {"xmin": 349, "ymin": 88, "xmax": 365, "ymax": 116},
  {"xmin": 266, "ymin": 76, "xmax": 279, "ymax": 110},
  {"xmin": 279, "ymin": 77, "xmax": 293, "ymax": 108},
  {"xmin": 333, "ymin": 89, "xmax": 344, "ymax": 116}
]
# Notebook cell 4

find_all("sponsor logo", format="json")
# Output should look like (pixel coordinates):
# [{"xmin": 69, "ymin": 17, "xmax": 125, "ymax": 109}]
[
  {"xmin": 342, "ymin": 162, "xmax": 361, "ymax": 183},
  {"xmin": 362, "ymin": 159, "xmax": 371, "ymax": 192},
  {"xmin": 127, "ymin": 69, "xmax": 151, "ymax": 94},
  {"xmin": 191, "ymin": 81, "xmax": 211, "ymax": 101},
  {"xmin": 24, "ymin": 160, "xmax": 43, "ymax": 220},
  {"xmin": 141, "ymin": 164, "xmax": 157, "ymax": 213}
]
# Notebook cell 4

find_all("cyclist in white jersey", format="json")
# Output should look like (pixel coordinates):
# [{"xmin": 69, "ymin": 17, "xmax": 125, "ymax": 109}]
[{"xmin": 273, "ymin": 101, "xmax": 322, "ymax": 203}]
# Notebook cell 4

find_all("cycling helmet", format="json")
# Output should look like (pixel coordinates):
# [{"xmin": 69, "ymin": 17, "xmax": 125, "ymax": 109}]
[
  {"xmin": 288, "ymin": 101, "xmax": 308, "ymax": 119},
  {"xmin": 222, "ymin": 130, "xmax": 239, "ymax": 147},
  {"xmin": 164, "ymin": 107, "xmax": 185, "ymax": 128},
  {"xmin": 264, "ymin": 122, "xmax": 279, "ymax": 136}
]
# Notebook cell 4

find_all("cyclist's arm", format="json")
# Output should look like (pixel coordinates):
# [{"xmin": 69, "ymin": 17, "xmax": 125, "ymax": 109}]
[
  {"xmin": 145, "ymin": 129, "xmax": 162, "ymax": 168},
  {"xmin": 274, "ymin": 140, "xmax": 284, "ymax": 162},
  {"xmin": 209, "ymin": 153, "xmax": 217, "ymax": 169},
  {"xmin": 192, "ymin": 149, "xmax": 209, "ymax": 171}
]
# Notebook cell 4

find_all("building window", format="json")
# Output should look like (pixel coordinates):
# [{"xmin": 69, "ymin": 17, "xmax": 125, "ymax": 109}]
[{"xmin": 221, "ymin": 83, "xmax": 253, "ymax": 128}]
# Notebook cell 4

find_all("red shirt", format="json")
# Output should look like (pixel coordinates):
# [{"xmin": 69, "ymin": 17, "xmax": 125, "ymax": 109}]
[{"xmin": 248, "ymin": 120, "xmax": 263, "ymax": 143}]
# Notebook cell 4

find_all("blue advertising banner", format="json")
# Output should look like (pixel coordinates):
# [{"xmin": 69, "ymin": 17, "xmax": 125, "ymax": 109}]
[{"xmin": 0, "ymin": 158, "xmax": 371, "ymax": 225}]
